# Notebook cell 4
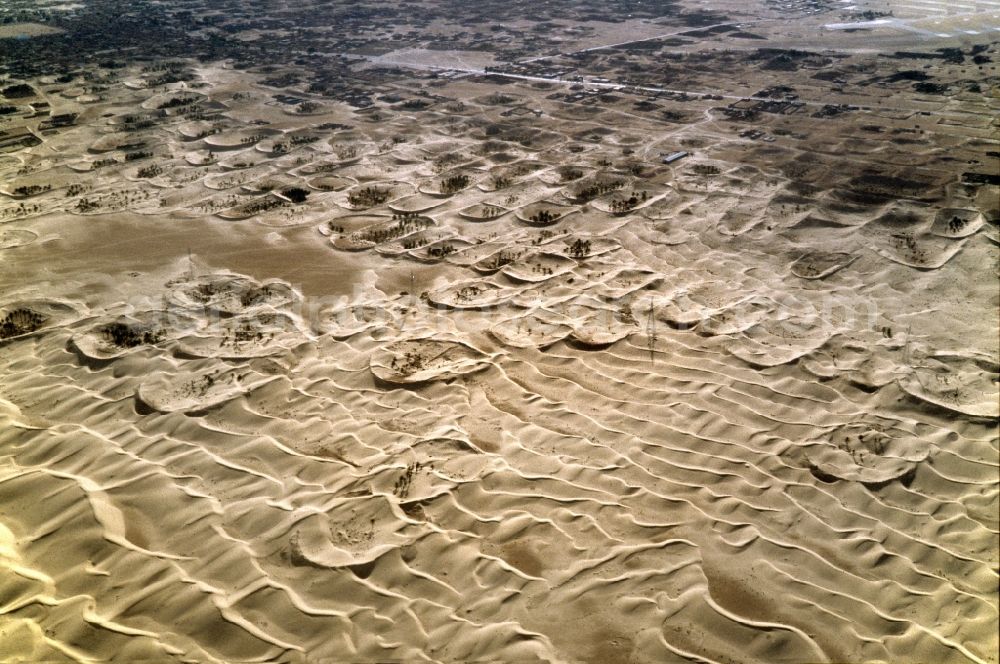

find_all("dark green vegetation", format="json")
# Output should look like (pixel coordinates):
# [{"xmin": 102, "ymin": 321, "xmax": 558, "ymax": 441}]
[
  {"xmin": 0, "ymin": 308, "xmax": 45, "ymax": 339},
  {"xmin": 100, "ymin": 322, "xmax": 163, "ymax": 348}
]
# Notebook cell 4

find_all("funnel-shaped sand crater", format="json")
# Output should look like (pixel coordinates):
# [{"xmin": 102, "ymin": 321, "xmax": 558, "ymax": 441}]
[
  {"xmin": 282, "ymin": 503, "xmax": 411, "ymax": 569},
  {"xmin": 373, "ymin": 228, "xmax": 457, "ymax": 258},
  {"xmin": 405, "ymin": 237, "xmax": 475, "ymax": 263},
  {"xmin": 0, "ymin": 229, "xmax": 38, "ymax": 249},
  {"xmin": 203, "ymin": 127, "xmax": 281, "ymax": 150},
  {"xmin": 869, "ymin": 231, "xmax": 968, "ymax": 270},
  {"xmin": 478, "ymin": 160, "xmax": 547, "ymax": 191},
  {"xmin": 388, "ymin": 193, "xmax": 446, "ymax": 214},
  {"xmin": 590, "ymin": 267, "xmax": 662, "ymax": 300},
  {"xmin": 640, "ymin": 187, "xmax": 693, "ymax": 221},
  {"xmin": 307, "ymin": 174, "xmax": 356, "ymax": 192},
  {"xmin": 804, "ymin": 421, "xmax": 930, "ymax": 489},
  {"xmin": 427, "ymin": 279, "xmax": 519, "ymax": 310},
  {"xmin": 0, "ymin": 299, "xmax": 80, "ymax": 344},
  {"xmin": 727, "ymin": 317, "xmax": 840, "ymax": 367},
  {"xmin": 140, "ymin": 90, "xmax": 206, "ymax": 111},
  {"xmin": 699, "ymin": 297, "xmax": 776, "ymax": 337},
  {"xmin": 536, "ymin": 164, "xmax": 593, "ymax": 186},
  {"xmin": 203, "ymin": 164, "xmax": 276, "ymax": 191},
  {"xmin": 789, "ymin": 251, "xmax": 857, "ymax": 279},
  {"xmin": 370, "ymin": 338, "xmax": 492, "ymax": 385},
  {"xmin": 331, "ymin": 215, "xmax": 434, "ymax": 251},
  {"xmin": 515, "ymin": 201, "xmax": 578, "ymax": 227},
  {"xmin": 471, "ymin": 248, "xmax": 529, "ymax": 274},
  {"xmin": 457, "ymin": 202, "xmax": 510, "ymax": 222},
  {"xmin": 900, "ymin": 352, "xmax": 999, "ymax": 418},
  {"xmin": 930, "ymin": 208, "xmax": 985, "ymax": 239},
  {"xmin": 334, "ymin": 181, "xmax": 415, "ymax": 211},
  {"xmin": 589, "ymin": 185, "xmax": 663, "ymax": 216},
  {"xmin": 500, "ymin": 251, "xmax": 577, "ymax": 283},
  {"xmin": 490, "ymin": 312, "xmax": 573, "ymax": 349},
  {"xmin": 418, "ymin": 170, "xmax": 478, "ymax": 197},
  {"xmin": 176, "ymin": 311, "xmax": 306, "ymax": 359},
  {"xmin": 167, "ymin": 274, "xmax": 298, "ymax": 317},
  {"xmin": 560, "ymin": 173, "xmax": 628, "ymax": 204},
  {"xmin": 71, "ymin": 311, "xmax": 196, "ymax": 361},
  {"xmin": 136, "ymin": 365, "xmax": 279, "ymax": 414}
]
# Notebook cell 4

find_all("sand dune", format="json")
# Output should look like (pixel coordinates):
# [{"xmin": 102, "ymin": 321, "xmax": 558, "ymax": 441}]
[{"xmin": 1, "ymin": 14, "xmax": 998, "ymax": 664}]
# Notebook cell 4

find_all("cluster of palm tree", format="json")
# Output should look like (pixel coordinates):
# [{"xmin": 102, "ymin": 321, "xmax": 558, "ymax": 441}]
[
  {"xmin": 137, "ymin": 164, "xmax": 163, "ymax": 179},
  {"xmin": 0, "ymin": 309, "xmax": 45, "ymax": 339},
  {"xmin": 574, "ymin": 179, "xmax": 623, "ymax": 202},
  {"xmin": 440, "ymin": 173, "xmax": 470, "ymax": 194},
  {"xmin": 100, "ymin": 323, "xmax": 163, "ymax": 348},
  {"xmin": 358, "ymin": 217, "xmax": 432, "ymax": 245},
  {"xmin": 609, "ymin": 191, "xmax": 647, "ymax": 214},
  {"xmin": 530, "ymin": 210, "xmax": 559, "ymax": 224},
  {"xmin": 567, "ymin": 238, "xmax": 592, "ymax": 258},
  {"xmin": 348, "ymin": 186, "xmax": 390, "ymax": 208}
]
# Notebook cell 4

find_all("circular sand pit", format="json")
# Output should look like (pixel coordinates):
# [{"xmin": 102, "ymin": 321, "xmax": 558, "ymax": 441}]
[
  {"xmin": 590, "ymin": 186, "xmax": 662, "ymax": 216},
  {"xmin": 70, "ymin": 311, "xmax": 193, "ymax": 361},
  {"xmin": 899, "ymin": 352, "xmax": 999, "ymax": 418},
  {"xmin": 640, "ymin": 188, "xmax": 689, "ymax": 221},
  {"xmin": 490, "ymin": 315, "xmax": 573, "ymax": 349},
  {"xmin": 570, "ymin": 315, "xmax": 636, "ymax": 347},
  {"xmin": 217, "ymin": 194, "xmax": 288, "ymax": 220},
  {"xmin": 804, "ymin": 422, "xmax": 929, "ymax": 489},
  {"xmin": 0, "ymin": 229, "xmax": 38, "ymax": 249},
  {"xmin": 726, "ymin": 318, "xmax": 837, "ymax": 368},
  {"xmin": 790, "ymin": 252, "xmax": 857, "ymax": 280},
  {"xmin": 178, "ymin": 120, "xmax": 217, "ymax": 140},
  {"xmin": 407, "ymin": 238, "xmax": 475, "ymax": 263},
  {"xmin": 204, "ymin": 128, "xmax": 281, "ymax": 151},
  {"xmin": 592, "ymin": 268, "xmax": 662, "ymax": 300},
  {"xmin": 444, "ymin": 241, "xmax": 510, "ymax": 267},
  {"xmin": 370, "ymin": 338, "xmax": 492, "ymax": 385},
  {"xmin": 90, "ymin": 134, "xmax": 149, "ymax": 153},
  {"xmin": 389, "ymin": 193, "xmax": 446, "ymax": 214},
  {"xmin": 550, "ymin": 235, "xmax": 620, "ymax": 259},
  {"xmin": 217, "ymin": 153, "xmax": 267, "ymax": 170},
  {"xmin": 869, "ymin": 232, "xmax": 967, "ymax": 270},
  {"xmin": 167, "ymin": 274, "xmax": 297, "ymax": 316},
  {"xmin": 560, "ymin": 174, "xmax": 628, "ymax": 205},
  {"xmin": 515, "ymin": 201, "xmax": 578, "ymax": 227},
  {"xmin": 418, "ymin": 170, "xmax": 477, "ymax": 197},
  {"xmin": 184, "ymin": 150, "xmax": 216, "ymax": 167},
  {"xmin": 373, "ymin": 228, "xmax": 455, "ymax": 258},
  {"xmin": 427, "ymin": 279, "xmax": 518, "ymax": 310},
  {"xmin": 478, "ymin": 161, "xmax": 546, "ymax": 192},
  {"xmin": 698, "ymin": 297, "xmax": 775, "ymax": 336},
  {"xmin": 332, "ymin": 215, "xmax": 434, "ymax": 252},
  {"xmin": 136, "ymin": 366, "xmax": 279, "ymax": 414},
  {"xmin": 141, "ymin": 90, "xmax": 206, "ymax": 111},
  {"xmin": 501, "ymin": 252, "xmax": 577, "ymax": 283},
  {"xmin": 0, "ymin": 299, "xmax": 80, "ymax": 344},
  {"xmin": 336, "ymin": 181, "xmax": 415, "ymax": 211},
  {"xmin": 537, "ymin": 165, "xmax": 593, "ymax": 186},
  {"xmin": 203, "ymin": 164, "xmax": 276, "ymax": 191},
  {"xmin": 176, "ymin": 311, "xmax": 306, "ymax": 359},
  {"xmin": 930, "ymin": 208, "xmax": 984, "ymax": 238},
  {"xmin": 308, "ymin": 175, "xmax": 355, "ymax": 192},
  {"xmin": 472, "ymin": 248, "xmax": 528, "ymax": 274},
  {"xmin": 717, "ymin": 207, "xmax": 764, "ymax": 236},
  {"xmin": 457, "ymin": 202, "xmax": 509, "ymax": 222}
]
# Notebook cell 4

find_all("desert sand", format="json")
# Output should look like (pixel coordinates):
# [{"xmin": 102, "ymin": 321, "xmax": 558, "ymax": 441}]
[{"xmin": 0, "ymin": 0, "xmax": 998, "ymax": 662}]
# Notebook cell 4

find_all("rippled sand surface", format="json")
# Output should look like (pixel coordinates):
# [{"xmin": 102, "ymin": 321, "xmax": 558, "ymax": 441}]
[{"xmin": 1, "ymin": 40, "xmax": 998, "ymax": 664}]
